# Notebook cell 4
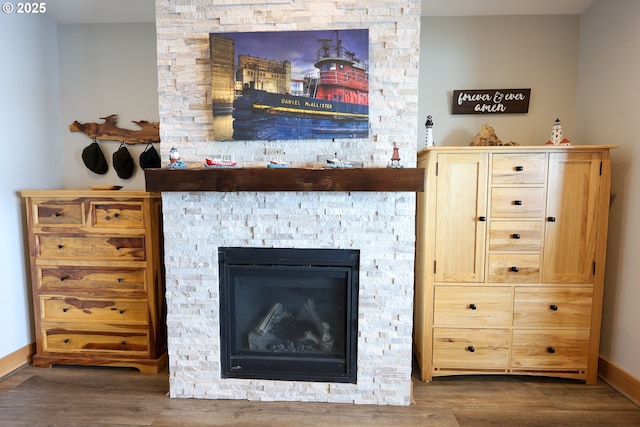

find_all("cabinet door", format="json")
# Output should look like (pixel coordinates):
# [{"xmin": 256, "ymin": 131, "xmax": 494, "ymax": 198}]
[
  {"xmin": 543, "ymin": 152, "xmax": 601, "ymax": 283},
  {"xmin": 435, "ymin": 153, "xmax": 488, "ymax": 282}
]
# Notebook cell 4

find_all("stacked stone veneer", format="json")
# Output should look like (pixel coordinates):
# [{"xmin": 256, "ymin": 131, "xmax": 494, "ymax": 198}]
[{"xmin": 155, "ymin": 0, "xmax": 421, "ymax": 406}]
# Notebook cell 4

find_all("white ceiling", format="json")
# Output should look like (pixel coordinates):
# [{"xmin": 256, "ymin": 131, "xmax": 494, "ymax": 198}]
[{"xmin": 45, "ymin": 0, "xmax": 595, "ymax": 24}]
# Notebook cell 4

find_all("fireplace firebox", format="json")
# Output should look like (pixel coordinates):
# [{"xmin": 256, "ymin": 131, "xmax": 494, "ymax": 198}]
[{"xmin": 218, "ymin": 247, "xmax": 359, "ymax": 383}]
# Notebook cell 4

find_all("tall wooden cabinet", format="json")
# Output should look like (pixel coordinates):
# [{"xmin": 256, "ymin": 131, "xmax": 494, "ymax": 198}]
[
  {"xmin": 21, "ymin": 190, "xmax": 166, "ymax": 373},
  {"xmin": 414, "ymin": 146, "xmax": 615, "ymax": 384}
]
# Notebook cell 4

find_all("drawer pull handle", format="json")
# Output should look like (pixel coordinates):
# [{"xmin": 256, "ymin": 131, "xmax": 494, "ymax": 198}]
[
  {"xmin": 60, "ymin": 276, "xmax": 67, "ymax": 281},
  {"xmin": 547, "ymin": 346, "xmax": 555, "ymax": 354},
  {"xmin": 515, "ymin": 166, "xmax": 524, "ymax": 172},
  {"xmin": 513, "ymin": 200, "xmax": 523, "ymax": 206},
  {"xmin": 512, "ymin": 233, "xmax": 521, "ymax": 239},
  {"xmin": 57, "ymin": 244, "xmax": 64, "ymax": 249},
  {"xmin": 114, "ymin": 212, "xmax": 120, "ymax": 218},
  {"xmin": 55, "ymin": 212, "xmax": 62, "ymax": 217},
  {"xmin": 467, "ymin": 345, "xmax": 475, "ymax": 353},
  {"xmin": 119, "ymin": 309, "xmax": 125, "ymax": 314},
  {"xmin": 510, "ymin": 266, "xmax": 520, "ymax": 272},
  {"xmin": 548, "ymin": 216, "xmax": 557, "ymax": 222},
  {"xmin": 121, "ymin": 340, "xmax": 127, "ymax": 345},
  {"xmin": 64, "ymin": 338, "xmax": 70, "ymax": 344},
  {"xmin": 549, "ymin": 304, "xmax": 558, "ymax": 311},
  {"xmin": 478, "ymin": 216, "xmax": 487, "ymax": 222},
  {"xmin": 62, "ymin": 307, "xmax": 69, "ymax": 312},
  {"xmin": 116, "ymin": 246, "xmax": 122, "ymax": 250},
  {"xmin": 118, "ymin": 277, "xmax": 124, "ymax": 282},
  {"xmin": 469, "ymin": 303, "xmax": 477, "ymax": 310}
]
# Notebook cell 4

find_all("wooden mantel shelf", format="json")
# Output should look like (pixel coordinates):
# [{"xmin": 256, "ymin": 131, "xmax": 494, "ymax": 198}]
[{"xmin": 144, "ymin": 167, "xmax": 424, "ymax": 192}]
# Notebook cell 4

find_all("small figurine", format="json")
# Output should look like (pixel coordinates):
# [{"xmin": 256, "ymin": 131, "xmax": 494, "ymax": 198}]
[
  {"xmin": 388, "ymin": 143, "xmax": 402, "ymax": 168},
  {"xmin": 167, "ymin": 146, "xmax": 186, "ymax": 169},
  {"xmin": 545, "ymin": 118, "xmax": 571, "ymax": 145},
  {"xmin": 425, "ymin": 115, "xmax": 434, "ymax": 147}
]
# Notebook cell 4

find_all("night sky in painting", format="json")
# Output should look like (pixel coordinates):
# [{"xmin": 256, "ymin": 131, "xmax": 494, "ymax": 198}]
[{"xmin": 217, "ymin": 29, "xmax": 369, "ymax": 79}]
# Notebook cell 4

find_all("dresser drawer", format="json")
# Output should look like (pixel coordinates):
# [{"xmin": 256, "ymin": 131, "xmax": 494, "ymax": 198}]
[
  {"xmin": 33, "ymin": 200, "xmax": 84, "ymax": 226},
  {"xmin": 490, "ymin": 187, "xmax": 545, "ymax": 218},
  {"xmin": 433, "ymin": 328, "xmax": 510, "ymax": 369},
  {"xmin": 513, "ymin": 287, "xmax": 593, "ymax": 327},
  {"xmin": 489, "ymin": 221, "xmax": 542, "ymax": 251},
  {"xmin": 488, "ymin": 254, "xmax": 540, "ymax": 282},
  {"xmin": 37, "ymin": 235, "xmax": 146, "ymax": 260},
  {"xmin": 42, "ymin": 327, "xmax": 150, "ymax": 356},
  {"xmin": 492, "ymin": 153, "xmax": 546, "ymax": 184},
  {"xmin": 41, "ymin": 297, "xmax": 148, "ymax": 324},
  {"xmin": 434, "ymin": 286, "xmax": 512, "ymax": 327},
  {"xmin": 511, "ymin": 329, "xmax": 589, "ymax": 369},
  {"xmin": 39, "ymin": 266, "xmax": 147, "ymax": 293},
  {"xmin": 91, "ymin": 201, "xmax": 145, "ymax": 229}
]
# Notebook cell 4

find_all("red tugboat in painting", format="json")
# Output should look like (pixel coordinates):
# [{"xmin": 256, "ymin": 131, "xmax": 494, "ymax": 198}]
[{"xmin": 231, "ymin": 30, "xmax": 369, "ymax": 140}]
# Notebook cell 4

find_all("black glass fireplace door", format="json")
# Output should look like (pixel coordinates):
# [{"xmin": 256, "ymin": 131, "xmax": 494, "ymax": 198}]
[{"xmin": 219, "ymin": 248, "xmax": 359, "ymax": 383}]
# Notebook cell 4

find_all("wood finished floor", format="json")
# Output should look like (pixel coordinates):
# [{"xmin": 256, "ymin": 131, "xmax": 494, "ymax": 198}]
[{"xmin": 1, "ymin": 363, "xmax": 639, "ymax": 426}]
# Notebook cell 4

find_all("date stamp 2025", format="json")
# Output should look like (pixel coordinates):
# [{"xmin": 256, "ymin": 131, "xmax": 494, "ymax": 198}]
[{"xmin": 2, "ymin": 2, "xmax": 47, "ymax": 14}]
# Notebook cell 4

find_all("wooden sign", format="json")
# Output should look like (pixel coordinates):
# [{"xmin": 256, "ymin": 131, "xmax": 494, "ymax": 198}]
[{"xmin": 452, "ymin": 88, "xmax": 531, "ymax": 114}]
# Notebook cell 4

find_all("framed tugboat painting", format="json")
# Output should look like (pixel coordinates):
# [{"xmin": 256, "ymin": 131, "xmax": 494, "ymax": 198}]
[{"xmin": 210, "ymin": 29, "xmax": 369, "ymax": 141}]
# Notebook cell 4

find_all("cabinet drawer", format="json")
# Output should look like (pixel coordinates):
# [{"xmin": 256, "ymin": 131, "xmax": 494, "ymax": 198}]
[
  {"xmin": 511, "ymin": 329, "xmax": 589, "ymax": 369},
  {"xmin": 91, "ymin": 202, "xmax": 145, "ymax": 229},
  {"xmin": 37, "ymin": 235, "xmax": 146, "ymax": 260},
  {"xmin": 39, "ymin": 266, "xmax": 146, "ymax": 293},
  {"xmin": 433, "ymin": 328, "xmax": 510, "ymax": 369},
  {"xmin": 513, "ymin": 287, "xmax": 593, "ymax": 327},
  {"xmin": 434, "ymin": 286, "xmax": 512, "ymax": 327},
  {"xmin": 41, "ymin": 297, "xmax": 148, "ymax": 324},
  {"xmin": 490, "ymin": 187, "xmax": 545, "ymax": 218},
  {"xmin": 492, "ymin": 153, "xmax": 546, "ymax": 184},
  {"xmin": 489, "ymin": 221, "xmax": 542, "ymax": 251},
  {"xmin": 33, "ymin": 201, "xmax": 84, "ymax": 226},
  {"xmin": 488, "ymin": 254, "xmax": 540, "ymax": 282},
  {"xmin": 43, "ymin": 327, "xmax": 150, "ymax": 356}
]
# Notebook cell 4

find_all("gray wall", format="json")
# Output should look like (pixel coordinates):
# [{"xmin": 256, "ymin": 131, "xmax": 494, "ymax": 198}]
[
  {"xmin": 418, "ymin": 15, "xmax": 580, "ymax": 148},
  {"xmin": 58, "ymin": 23, "xmax": 159, "ymax": 191},
  {"xmin": 576, "ymin": 0, "xmax": 640, "ymax": 379},
  {"xmin": 0, "ymin": 12, "xmax": 63, "ymax": 360}
]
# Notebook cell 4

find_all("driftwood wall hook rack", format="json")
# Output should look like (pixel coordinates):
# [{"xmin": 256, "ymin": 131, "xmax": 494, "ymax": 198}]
[{"xmin": 70, "ymin": 114, "xmax": 160, "ymax": 144}]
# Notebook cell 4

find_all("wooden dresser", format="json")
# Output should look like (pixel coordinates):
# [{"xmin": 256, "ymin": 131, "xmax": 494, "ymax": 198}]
[
  {"xmin": 21, "ymin": 190, "xmax": 166, "ymax": 373},
  {"xmin": 414, "ymin": 146, "xmax": 615, "ymax": 384}
]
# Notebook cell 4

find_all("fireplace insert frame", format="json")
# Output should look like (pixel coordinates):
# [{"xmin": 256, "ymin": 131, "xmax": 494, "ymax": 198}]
[{"xmin": 218, "ymin": 247, "xmax": 359, "ymax": 383}]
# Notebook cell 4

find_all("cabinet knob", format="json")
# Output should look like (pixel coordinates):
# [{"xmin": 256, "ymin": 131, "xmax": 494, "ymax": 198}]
[
  {"xmin": 547, "ymin": 346, "xmax": 556, "ymax": 354},
  {"xmin": 64, "ymin": 338, "xmax": 70, "ymax": 344},
  {"xmin": 510, "ymin": 266, "xmax": 520, "ymax": 272},
  {"xmin": 62, "ymin": 307, "xmax": 69, "ymax": 312},
  {"xmin": 121, "ymin": 340, "xmax": 127, "ymax": 345},
  {"xmin": 547, "ymin": 216, "xmax": 557, "ymax": 222},
  {"xmin": 513, "ymin": 200, "xmax": 523, "ymax": 206},
  {"xmin": 515, "ymin": 166, "xmax": 524, "ymax": 172},
  {"xmin": 469, "ymin": 303, "xmax": 477, "ymax": 310},
  {"xmin": 116, "ymin": 246, "xmax": 122, "ymax": 250},
  {"xmin": 478, "ymin": 216, "xmax": 487, "ymax": 222},
  {"xmin": 549, "ymin": 304, "xmax": 558, "ymax": 311},
  {"xmin": 55, "ymin": 212, "xmax": 62, "ymax": 217},
  {"xmin": 57, "ymin": 244, "xmax": 64, "ymax": 249},
  {"xmin": 114, "ymin": 212, "xmax": 120, "ymax": 218},
  {"xmin": 60, "ymin": 276, "xmax": 67, "ymax": 281},
  {"xmin": 512, "ymin": 233, "xmax": 521, "ymax": 239},
  {"xmin": 119, "ymin": 309, "xmax": 125, "ymax": 314},
  {"xmin": 117, "ymin": 277, "xmax": 124, "ymax": 283},
  {"xmin": 467, "ymin": 345, "xmax": 475, "ymax": 353}
]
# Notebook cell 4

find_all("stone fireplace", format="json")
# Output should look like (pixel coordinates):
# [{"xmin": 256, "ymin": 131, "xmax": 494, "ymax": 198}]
[{"xmin": 153, "ymin": 0, "xmax": 421, "ymax": 406}]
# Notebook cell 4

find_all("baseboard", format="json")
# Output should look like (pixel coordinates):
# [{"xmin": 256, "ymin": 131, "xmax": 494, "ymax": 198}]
[
  {"xmin": 0, "ymin": 343, "xmax": 35, "ymax": 379},
  {"xmin": 598, "ymin": 356, "xmax": 640, "ymax": 406}
]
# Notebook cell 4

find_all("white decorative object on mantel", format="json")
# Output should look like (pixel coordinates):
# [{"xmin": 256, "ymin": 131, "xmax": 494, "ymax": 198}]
[{"xmin": 546, "ymin": 118, "xmax": 571, "ymax": 145}]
